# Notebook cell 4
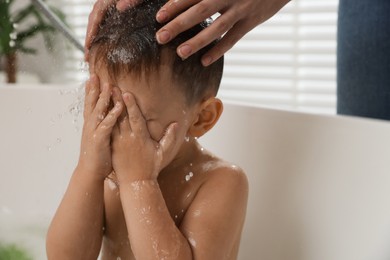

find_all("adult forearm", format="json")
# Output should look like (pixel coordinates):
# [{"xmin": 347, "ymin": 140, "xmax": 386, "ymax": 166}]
[
  {"xmin": 119, "ymin": 179, "xmax": 193, "ymax": 260},
  {"xmin": 46, "ymin": 167, "xmax": 105, "ymax": 259}
]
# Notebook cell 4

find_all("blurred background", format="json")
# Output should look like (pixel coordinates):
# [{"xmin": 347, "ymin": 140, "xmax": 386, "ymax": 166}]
[{"xmin": 0, "ymin": 0, "xmax": 339, "ymax": 114}]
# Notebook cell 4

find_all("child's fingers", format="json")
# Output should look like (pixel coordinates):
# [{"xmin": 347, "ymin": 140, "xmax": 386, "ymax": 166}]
[
  {"xmin": 84, "ymin": 74, "xmax": 100, "ymax": 117},
  {"xmin": 113, "ymin": 88, "xmax": 131, "ymax": 135},
  {"xmin": 93, "ymin": 83, "xmax": 112, "ymax": 125},
  {"xmin": 111, "ymin": 87, "xmax": 123, "ymax": 104},
  {"xmin": 97, "ymin": 101, "xmax": 123, "ymax": 136},
  {"xmin": 159, "ymin": 122, "xmax": 178, "ymax": 158},
  {"xmin": 118, "ymin": 114, "xmax": 130, "ymax": 135},
  {"xmin": 122, "ymin": 92, "xmax": 148, "ymax": 138},
  {"xmin": 112, "ymin": 87, "xmax": 127, "ymax": 123},
  {"xmin": 111, "ymin": 123, "xmax": 121, "ymax": 148}
]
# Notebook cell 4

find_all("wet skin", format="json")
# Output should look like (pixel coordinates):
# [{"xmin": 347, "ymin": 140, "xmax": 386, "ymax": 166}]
[
  {"xmin": 46, "ymin": 57, "xmax": 248, "ymax": 260},
  {"xmin": 92, "ymin": 62, "xmax": 248, "ymax": 259}
]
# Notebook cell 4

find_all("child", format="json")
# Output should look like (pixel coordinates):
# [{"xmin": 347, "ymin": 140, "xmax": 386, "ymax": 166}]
[{"xmin": 46, "ymin": 0, "xmax": 248, "ymax": 259}]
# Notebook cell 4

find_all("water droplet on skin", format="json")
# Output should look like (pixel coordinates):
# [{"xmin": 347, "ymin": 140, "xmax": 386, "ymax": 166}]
[
  {"xmin": 184, "ymin": 136, "xmax": 190, "ymax": 142},
  {"xmin": 188, "ymin": 237, "xmax": 197, "ymax": 248},
  {"xmin": 193, "ymin": 209, "xmax": 201, "ymax": 217},
  {"xmin": 185, "ymin": 171, "xmax": 194, "ymax": 181},
  {"xmin": 108, "ymin": 178, "xmax": 117, "ymax": 190}
]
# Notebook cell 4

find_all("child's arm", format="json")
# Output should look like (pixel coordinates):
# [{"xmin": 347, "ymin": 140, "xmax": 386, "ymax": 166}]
[
  {"xmin": 111, "ymin": 92, "xmax": 193, "ymax": 259},
  {"xmin": 112, "ymin": 92, "xmax": 248, "ymax": 259},
  {"xmin": 46, "ymin": 75, "xmax": 123, "ymax": 260}
]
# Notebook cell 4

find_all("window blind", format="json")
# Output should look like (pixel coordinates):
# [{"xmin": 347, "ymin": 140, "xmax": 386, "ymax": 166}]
[{"xmin": 61, "ymin": 0, "xmax": 338, "ymax": 114}]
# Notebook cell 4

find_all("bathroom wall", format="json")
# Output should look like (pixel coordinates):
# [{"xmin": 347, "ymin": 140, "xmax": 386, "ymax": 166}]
[{"xmin": 2, "ymin": 86, "xmax": 390, "ymax": 259}]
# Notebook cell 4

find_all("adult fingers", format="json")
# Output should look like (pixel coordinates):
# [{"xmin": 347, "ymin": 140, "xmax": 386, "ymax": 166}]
[
  {"xmin": 84, "ymin": 74, "xmax": 100, "ymax": 118},
  {"xmin": 116, "ymin": 0, "xmax": 143, "ymax": 11},
  {"xmin": 175, "ymin": 9, "xmax": 241, "ymax": 60},
  {"xmin": 156, "ymin": 0, "xmax": 203, "ymax": 23},
  {"xmin": 122, "ymin": 92, "xmax": 149, "ymax": 138},
  {"xmin": 201, "ymin": 20, "xmax": 252, "ymax": 66},
  {"xmin": 156, "ymin": 0, "xmax": 220, "ymax": 45},
  {"xmin": 85, "ymin": 0, "xmax": 116, "ymax": 61}
]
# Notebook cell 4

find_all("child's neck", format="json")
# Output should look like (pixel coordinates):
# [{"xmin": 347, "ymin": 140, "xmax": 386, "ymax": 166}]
[{"xmin": 160, "ymin": 138, "xmax": 203, "ymax": 176}]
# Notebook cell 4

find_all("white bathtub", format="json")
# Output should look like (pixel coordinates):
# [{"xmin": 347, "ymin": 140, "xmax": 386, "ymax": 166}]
[{"xmin": 2, "ymin": 84, "xmax": 390, "ymax": 260}]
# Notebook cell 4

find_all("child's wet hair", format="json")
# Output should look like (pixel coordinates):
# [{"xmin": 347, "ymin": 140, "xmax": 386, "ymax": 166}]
[{"xmin": 90, "ymin": 0, "xmax": 224, "ymax": 105}]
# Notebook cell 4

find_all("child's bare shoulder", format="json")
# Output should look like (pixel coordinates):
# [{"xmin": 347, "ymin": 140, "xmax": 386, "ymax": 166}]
[
  {"xmin": 195, "ymin": 155, "xmax": 248, "ymax": 198},
  {"xmin": 179, "ymin": 155, "xmax": 248, "ymax": 258}
]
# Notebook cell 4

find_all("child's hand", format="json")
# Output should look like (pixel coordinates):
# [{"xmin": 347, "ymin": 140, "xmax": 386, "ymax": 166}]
[
  {"xmin": 77, "ymin": 75, "xmax": 123, "ymax": 181},
  {"xmin": 111, "ymin": 92, "xmax": 179, "ymax": 183}
]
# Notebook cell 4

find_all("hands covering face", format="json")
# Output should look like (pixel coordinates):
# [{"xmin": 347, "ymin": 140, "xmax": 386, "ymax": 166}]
[
  {"xmin": 111, "ymin": 89, "xmax": 179, "ymax": 183},
  {"xmin": 79, "ymin": 74, "xmax": 179, "ymax": 183},
  {"xmin": 78, "ymin": 74, "xmax": 123, "ymax": 181}
]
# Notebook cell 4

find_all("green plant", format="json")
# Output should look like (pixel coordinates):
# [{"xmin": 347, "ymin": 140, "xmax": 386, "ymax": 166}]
[
  {"xmin": 0, "ymin": 243, "xmax": 32, "ymax": 260},
  {"xmin": 0, "ymin": 0, "xmax": 65, "ymax": 83}
]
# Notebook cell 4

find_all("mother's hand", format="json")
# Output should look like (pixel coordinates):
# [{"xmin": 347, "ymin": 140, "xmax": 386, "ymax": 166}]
[
  {"xmin": 84, "ymin": 0, "xmax": 141, "ymax": 60},
  {"xmin": 156, "ymin": 0, "xmax": 291, "ymax": 66},
  {"xmin": 85, "ymin": 0, "xmax": 290, "ymax": 66}
]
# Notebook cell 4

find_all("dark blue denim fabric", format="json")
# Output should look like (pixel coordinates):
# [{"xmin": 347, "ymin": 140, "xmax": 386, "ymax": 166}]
[{"xmin": 337, "ymin": 0, "xmax": 390, "ymax": 120}]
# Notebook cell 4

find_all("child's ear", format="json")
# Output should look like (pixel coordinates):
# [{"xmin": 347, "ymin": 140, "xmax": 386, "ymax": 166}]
[{"xmin": 188, "ymin": 97, "xmax": 223, "ymax": 138}]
